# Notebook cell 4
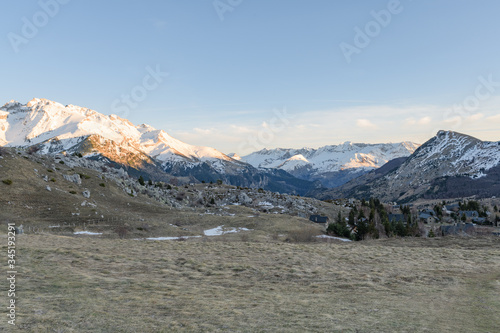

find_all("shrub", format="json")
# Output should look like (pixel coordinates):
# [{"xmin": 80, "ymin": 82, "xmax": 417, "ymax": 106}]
[
  {"xmin": 78, "ymin": 173, "xmax": 91, "ymax": 179},
  {"xmin": 288, "ymin": 227, "xmax": 320, "ymax": 243},
  {"xmin": 115, "ymin": 226, "xmax": 129, "ymax": 239},
  {"xmin": 59, "ymin": 161, "xmax": 65, "ymax": 165},
  {"xmin": 176, "ymin": 192, "xmax": 186, "ymax": 201},
  {"xmin": 27, "ymin": 146, "xmax": 40, "ymax": 155},
  {"xmin": 137, "ymin": 223, "xmax": 150, "ymax": 232},
  {"xmin": 240, "ymin": 233, "xmax": 250, "ymax": 242},
  {"xmin": 47, "ymin": 169, "xmax": 53, "ymax": 173},
  {"xmin": 2, "ymin": 179, "xmax": 13, "ymax": 185},
  {"xmin": 69, "ymin": 190, "xmax": 77, "ymax": 194},
  {"xmin": 50, "ymin": 178, "xmax": 56, "ymax": 182},
  {"xmin": 99, "ymin": 183, "xmax": 106, "ymax": 187}
]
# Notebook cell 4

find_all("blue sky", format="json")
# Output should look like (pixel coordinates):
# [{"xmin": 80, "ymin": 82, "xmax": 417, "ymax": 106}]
[{"xmin": 1, "ymin": 0, "xmax": 500, "ymax": 154}]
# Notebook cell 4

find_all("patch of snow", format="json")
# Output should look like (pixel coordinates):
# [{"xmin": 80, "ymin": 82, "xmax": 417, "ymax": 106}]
[
  {"xmin": 203, "ymin": 225, "xmax": 252, "ymax": 236},
  {"xmin": 74, "ymin": 231, "xmax": 102, "ymax": 235},
  {"xmin": 316, "ymin": 235, "xmax": 352, "ymax": 242}
]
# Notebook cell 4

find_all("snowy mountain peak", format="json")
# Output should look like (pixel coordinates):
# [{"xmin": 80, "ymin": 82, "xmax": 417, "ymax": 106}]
[
  {"xmin": 2, "ymin": 100, "xmax": 21, "ymax": 109},
  {"xmin": 0, "ymin": 98, "xmax": 236, "ymax": 166},
  {"xmin": 26, "ymin": 98, "xmax": 63, "ymax": 109},
  {"xmin": 227, "ymin": 153, "xmax": 242, "ymax": 161},
  {"xmin": 288, "ymin": 154, "xmax": 309, "ymax": 162},
  {"xmin": 397, "ymin": 131, "xmax": 500, "ymax": 181},
  {"xmin": 243, "ymin": 142, "xmax": 419, "ymax": 172},
  {"xmin": 242, "ymin": 141, "xmax": 420, "ymax": 187},
  {"xmin": 340, "ymin": 141, "xmax": 352, "ymax": 147},
  {"xmin": 276, "ymin": 154, "xmax": 312, "ymax": 172}
]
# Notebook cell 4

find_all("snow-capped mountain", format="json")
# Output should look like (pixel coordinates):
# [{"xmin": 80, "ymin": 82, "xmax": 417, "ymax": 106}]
[
  {"xmin": 401, "ymin": 130, "xmax": 500, "ymax": 179},
  {"xmin": 241, "ymin": 141, "xmax": 420, "ymax": 187},
  {"xmin": 320, "ymin": 131, "xmax": 500, "ymax": 202},
  {"xmin": 0, "ymin": 98, "xmax": 317, "ymax": 194},
  {"xmin": 0, "ymin": 98, "xmax": 234, "ymax": 164},
  {"xmin": 226, "ymin": 153, "xmax": 242, "ymax": 161}
]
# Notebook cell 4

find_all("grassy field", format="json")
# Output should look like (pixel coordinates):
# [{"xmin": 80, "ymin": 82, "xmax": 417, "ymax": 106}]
[{"xmin": 1, "ymin": 234, "xmax": 499, "ymax": 332}]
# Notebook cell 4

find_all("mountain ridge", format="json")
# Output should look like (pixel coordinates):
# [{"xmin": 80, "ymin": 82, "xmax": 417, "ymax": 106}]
[
  {"xmin": 318, "ymin": 130, "xmax": 500, "ymax": 202},
  {"xmin": 0, "ymin": 98, "xmax": 318, "ymax": 195},
  {"xmin": 241, "ymin": 141, "xmax": 420, "ymax": 187}
]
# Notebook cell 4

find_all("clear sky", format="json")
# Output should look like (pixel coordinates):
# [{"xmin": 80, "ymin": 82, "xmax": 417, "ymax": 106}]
[{"xmin": 1, "ymin": 0, "xmax": 500, "ymax": 154}]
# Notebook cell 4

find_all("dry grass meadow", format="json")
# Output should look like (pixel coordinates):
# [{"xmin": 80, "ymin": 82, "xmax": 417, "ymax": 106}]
[
  {"xmin": 1, "ymin": 233, "xmax": 499, "ymax": 332},
  {"xmin": 1, "ymin": 150, "xmax": 500, "ymax": 332}
]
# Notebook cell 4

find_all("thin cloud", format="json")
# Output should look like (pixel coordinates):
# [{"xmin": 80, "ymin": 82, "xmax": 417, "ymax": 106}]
[
  {"xmin": 356, "ymin": 119, "xmax": 378, "ymax": 129},
  {"xmin": 486, "ymin": 114, "xmax": 500, "ymax": 122},
  {"xmin": 466, "ymin": 113, "xmax": 484, "ymax": 122},
  {"xmin": 418, "ymin": 116, "xmax": 431, "ymax": 125}
]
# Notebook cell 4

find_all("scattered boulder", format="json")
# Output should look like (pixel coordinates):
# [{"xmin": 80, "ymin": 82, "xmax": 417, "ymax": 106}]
[
  {"xmin": 63, "ymin": 173, "xmax": 82, "ymax": 185},
  {"xmin": 82, "ymin": 190, "xmax": 91, "ymax": 198},
  {"xmin": 81, "ymin": 200, "xmax": 97, "ymax": 208},
  {"xmin": 238, "ymin": 192, "xmax": 252, "ymax": 205},
  {"xmin": 46, "ymin": 185, "xmax": 51, "ymax": 191}
]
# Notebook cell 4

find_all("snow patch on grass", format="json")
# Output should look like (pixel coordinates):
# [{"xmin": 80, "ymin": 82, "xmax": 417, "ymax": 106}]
[
  {"xmin": 74, "ymin": 231, "xmax": 102, "ymax": 235},
  {"xmin": 316, "ymin": 235, "xmax": 351, "ymax": 242},
  {"xmin": 204, "ymin": 225, "xmax": 252, "ymax": 236}
]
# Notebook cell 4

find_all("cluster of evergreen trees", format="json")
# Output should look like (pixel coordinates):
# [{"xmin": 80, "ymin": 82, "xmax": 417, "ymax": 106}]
[{"xmin": 327, "ymin": 198, "xmax": 421, "ymax": 241}]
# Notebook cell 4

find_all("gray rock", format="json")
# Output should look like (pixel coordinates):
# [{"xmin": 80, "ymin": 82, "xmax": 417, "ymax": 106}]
[
  {"xmin": 63, "ymin": 174, "xmax": 82, "ymax": 185},
  {"xmin": 238, "ymin": 192, "xmax": 253, "ymax": 205},
  {"xmin": 82, "ymin": 190, "xmax": 91, "ymax": 198},
  {"xmin": 46, "ymin": 185, "xmax": 51, "ymax": 191}
]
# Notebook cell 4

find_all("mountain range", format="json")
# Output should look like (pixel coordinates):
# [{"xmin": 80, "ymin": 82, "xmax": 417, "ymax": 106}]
[
  {"xmin": 317, "ymin": 130, "xmax": 500, "ymax": 202},
  {"xmin": 240, "ymin": 142, "xmax": 419, "ymax": 187},
  {"xmin": 2, "ymin": 98, "xmax": 499, "ymax": 202},
  {"xmin": 0, "ymin": 98, "xmax": 317, "ymax": 194},
  {"xmin": 0, "ymin": 98, "xmax": 419, "ymax": 194}
]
